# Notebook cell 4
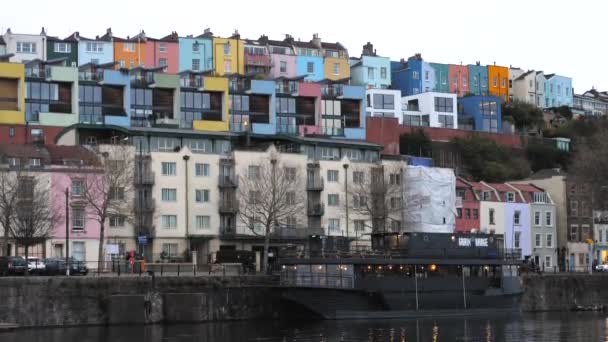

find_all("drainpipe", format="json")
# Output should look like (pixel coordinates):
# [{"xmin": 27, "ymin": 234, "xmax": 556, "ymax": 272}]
[{"xmin": 183, "ymin": 155, "xmax": 190, "ymax": 251}]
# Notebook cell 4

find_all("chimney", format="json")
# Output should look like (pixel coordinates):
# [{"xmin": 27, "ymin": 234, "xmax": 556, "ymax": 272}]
[
  {"xmin": 5, "ymin": 28, "xmax": 11, "ymax": 34},
  {"xmin": 362, "ymin": 42, "xmax": 374, "ymax": 56},
  {"xmin": 400, "ymin": 58, "xmax": 405, "ymax": 63},
  {"xmin": 41, "ymin": 27, "xmax": 46, "ymax": 36},
  {"xmin": 476, "ymin": 61, "xmax": 480, "ymax": 66},
  {"xmin": 493, "ymin": 61, "xmax": 496, "ymax": 66},
  {"xmin": 283, "ymin": 34, "xmax": 294, "ymax": 44},
  {"xmin": 311, "ymin": 33, "xmax": 321, "ymax": 48},
  {"xmin": 75, "ymin": 31, "xmax": 80, "ymax": 40},
  {"xmin": 230, "ymin": 29, "xmax": 240, "ymax": 39},
  {"xmin": 203, "ymin": 28, "xmax": 213, "ymax": 37},
  {"xmin": 414, "ymin": 53, "xmax": 422, "ymax": 60},
  {"xmin": 258, "ymin": 34, "xmax": 268, "ymax": 44},
  {"xmin": 140, "ymin": 30, "xmax": 146, "ymax": 40}
]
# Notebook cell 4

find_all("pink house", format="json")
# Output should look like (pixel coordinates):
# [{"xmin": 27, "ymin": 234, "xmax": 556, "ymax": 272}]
[
  {"xmin": 145, "ymin": 32, "xmax": 180, "ymax": 74},
  {"xmin": 47, "ymin": 146, "xmax": 104, "ymax": 263},
  {"xmin": 262, "ymin": 37, "xmax": 297, "ymax": 79},
  {"xmin": 297, "ymin": 81, "xmax": 322, "ymax": 135},
  {"xmin": 448, "ymin": 64, "xmax": 470, "ymax": 97}
]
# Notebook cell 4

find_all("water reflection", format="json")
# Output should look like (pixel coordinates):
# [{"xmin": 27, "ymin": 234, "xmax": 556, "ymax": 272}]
[{"xmin": 2, "ymin": 312, "xmax": 607, "ymax": 342}]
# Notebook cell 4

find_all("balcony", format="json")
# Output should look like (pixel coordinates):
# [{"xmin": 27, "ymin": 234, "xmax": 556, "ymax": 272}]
[
  {"xmin": 130, "ymin": 73, "xmax": 155, "ymax": 87},
  {"xmin": 307, "ymin": 202, "xmax": 325, "ymax": 216},
  {"xmin": 276, "ymin": 82, "xmax": 298, "ymax": 95},
  {"xmin": 219, "ymin": 200, "xmax": 239, "ymax": 214},
  {"xmin": 218, "ymin": 175, "xmax": 238, "ymax": 188},
  {"xmin": 229, "ymin": 78, "xmax": 252, "ymax": 93},
  {"xmin": 79, "ymin": 114, "xmax": 104, "ymax": 125},
  {"xmin": 180, "ymin": 76, "xmax": 203, "ymax": 89},
  {"xmin": 219, "ymin": 225, "xmax": 237, "ymax": 238},
  {"xmin": 79, "ymin": 71, "xmax": 104, "ymax": 83},
  {"xmin": 244, "ymin": 54, "xmax": 271, "ymax": 67},
  {"xmin": 271, "ymin": 227, "xmax": 325, "ymax": 239},
  {"xmin": 277, "ymin": 124, "xmax": 299, "ymax": 135},
  {"xmin": 321, "ymin": 84, "xmax": 344, "ymax": 98},
  {"xmin": 306, "ymin": 177, "xmax": 324, "ymax": 191},
  {"xmin": 25, "ymin": 66, "xmax": 51, "ymax": 80},
  {"xmin": 134, "ymin": 198, "xmax": 155, "ymax": 213},
  {"xmin": 135, "ymin": 171, "xmax": 155, "ymax": 185}
]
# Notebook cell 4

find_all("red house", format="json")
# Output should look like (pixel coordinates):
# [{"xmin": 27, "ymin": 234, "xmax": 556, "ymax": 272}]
[{"xmin": 455, "ymin": 178, "xmax": 480, "ymax": 232}]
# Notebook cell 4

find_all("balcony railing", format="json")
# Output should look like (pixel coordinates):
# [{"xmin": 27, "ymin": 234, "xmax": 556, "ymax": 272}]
[
  {"xmin": 219, "ymin": 200, "xmax": 239, "ymax": 214},
  {"xmin": 79, "ymin": 71, "xmax": 104, "ymax": 82},
  {"xmin": 275, "ymin": 82, "xmax": 298, "ymax": 95},
  {"xmin": 218, "ymin": 175, "xmax": 238, "ymax": 188},
  {"xmin": 180, "ymin": 76, "xmax": 203, "ymax": 89},
  {"xmin": 25, "ymin": 67, "xmax": 50, "ymax": 79},
  {"xmin": 135, "ymin": 171, "xmax": 155, "ymax": 185},
  {"xmin": 229, "ymin": 79, "xmax": 252, "ymax": 93},
  {"xmin": 131, "ymin": 73, "xmax": 155, "ymax": 87},
  {"xmin": 307, "ymin": 202, "xmax": 325, "ymax": 216},
  {"xmin": 271, "ymin": 227, "xmax": 325, "ymax": 239},
  {"xmin": 219, "ymin": 225, "xmax": 237, "ymax": 238},
  {"xmin": 321, "ymin": 84, "xmax": 344, "ymax": 98},
  {"xmin": 134, "ymin": 198, "xmax": 155, "ymax": 213},
  {"xmin": 277, "ymin": 124, "xmax": 299, "ymax": 135},
  {"xmin": 79, "ymin": 114, "xmax": 104, "ymax": 125},
  {"xmin": 306, "ymin": 177, "xmax": 324, "ymax": 191}
]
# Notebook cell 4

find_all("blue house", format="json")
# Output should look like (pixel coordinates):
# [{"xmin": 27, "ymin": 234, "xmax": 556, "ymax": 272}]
[
  {"xmin": 341, "ymin": 84, "xmax": 367, "ymax": 140},
  {"xmin": 390, "ymin": 54, "xmax": 434, "ymax": 96},
  {"xmin": 229, "ymin": 77, "xmax": 277, "ymax": 135},
  {"xmin": 178, "ymin": 30, "xmax": 213, "ymax": 72},
  {"xmin": 78, "ymin": 30, "xmax": 114, "ymax": 66},
  {"xmin": 78, "ymin": 63, "xmax": 131, "ymax": 127},
  {"xmin": 468, "ymin": 63, "xmax": 489, "ymax": 96},
  {"xmin": 349, "ymin": 42, "xmax": 391, "ymax": 89},
  {"xmin": 457, "ymin": 95, "xmax": 503, "ymax": 133},
  {"xmin": 430, "ymin": 62, "xmax": 449, "ymax": 93},
  {"xmin": 543, "ymin": 74, "xmax": 573, "ymax": 108}
]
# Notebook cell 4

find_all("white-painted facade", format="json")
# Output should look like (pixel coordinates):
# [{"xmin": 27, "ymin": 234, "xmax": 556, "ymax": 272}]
[
  {"xmin": 401, "ymin": 92, "xmax": 458, "ymax": 129},
  {"xmin": 3, "ymin": 29, "xmax": 47, "ymax": 63},
  {"xmin": 365, "ymin": 89, "xmax": 403, "ymax": 123}
]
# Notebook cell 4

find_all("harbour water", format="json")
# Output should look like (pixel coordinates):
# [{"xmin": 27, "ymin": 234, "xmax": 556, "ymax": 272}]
[{"xmin": 3, "ymin": 312, "xmax": 608, "ymax": 341}]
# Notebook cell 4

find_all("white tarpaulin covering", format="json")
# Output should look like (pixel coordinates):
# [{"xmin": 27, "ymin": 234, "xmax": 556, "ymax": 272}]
[{"xmin": 402, "ymin": 166, "xmax": 456, "ymax": 233}]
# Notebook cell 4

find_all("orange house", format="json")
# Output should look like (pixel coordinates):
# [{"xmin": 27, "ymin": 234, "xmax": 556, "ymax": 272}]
[
  {"xmin": 487, "ymin": 64, "xmax": 509, "ymax": 102},
  {"xmin": 113, "ymin": 32, "xmax": 146, "ymax": 69}
]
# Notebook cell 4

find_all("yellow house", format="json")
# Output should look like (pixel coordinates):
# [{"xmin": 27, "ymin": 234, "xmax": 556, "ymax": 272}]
[
  {"xmin": 0, "ymin": 62, "xmax": 25, "ymax": 124},
  {"xmin": 322, "ymin": 42, "xmax": 350, "ymax": 81},
  {"xmin": 192, "ymin": 76, "xmax": 230, "ymax": 131},
  {"xmin": 212, "ymin": 33, "xmax": 245, "ymax": 76}
]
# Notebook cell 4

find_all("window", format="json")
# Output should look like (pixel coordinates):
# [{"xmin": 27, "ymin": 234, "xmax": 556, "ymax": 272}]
[
  {"xmin": 535, "ymin": 233, "xmax": 542, "ymax": 248},
  {"xmin": 224, "ymin": 43, "xmax": 231, "ymax": 55},
  {"xmin": 285, "ymin": 216, "xmax": 297, "ymax": 228},
  {"xmin": 72, "ymin": 242, "xmax": 85, "ymax": 262},
  {"xmin": 389, "ymin": 173, "xmax": 401, "ymax": 185},
  {"xmin": 307, "ymin": 62, "xmax": 314, "ymax": 74},
  {"xmin": 195, "ymin": 189, "xmax": 210, "ymax": 203},
  {"xmin": 489, "ymin": 208, "xmax": 495, "ymax": 225},
  {"xmin": 412, "ymin": 71, "xmax": 419, "ymax": 80},
  {"xmin": 465, "ymin": 209, "xmax": 471, "ymax": 219},
  {"xmin": 501, "ymin": 78, "xmax": 506, "ymax": 88},
  {"xmin": 493, "ymin": 77, "xmax": 497, "ymax": 87},
  {"xmin": 352, "ymin": 195, "xmax": 367, "ymax": 208},
  {"xmin": 195, "ymin": 163, "xmax": 210, "ymax": 177},
  {"xmin": 162, "ymin": 215, "xmax": 177, "ymax": 229},
  {"xmin": 276, "ymin": 97, "xmax": 296, "ymax": 114},
  {"xmin": 71, "ymin": 180, "xmax": 84, "ymax": 197},
  {"xmin": 192, "ymin": 42, "xmax": 199, "ymax": 52},
  {"xmin": 86, "ymin": 42, "xmax": 103, "ymax": 53},
  {"xmin": 479, "ymin": 101, "xmax": 497, "ymax": 115},
  {"xmin": 514, "ymin": 211, "xmax": 521, "ymax": 225},
  {"xmin": 534, "ymin": 211, "xmax": 541, "ymax": 226},
  {"xmin": 159, "ymin": 58, "xmax": 167, "ymax": 67},
  {"xmin": 482, "ymin": 191, "xmax": 491, "ymax": 201},
  {"xmin": 368, "ymin": 68, "xmax": 375, "ymax": 79},
  {"xmin": 352, "ymin": 171, "xmax": 364, "ymax": 184},
  {"xmin": 109, "ymin": 187, "xmax": 125, "ymax": 201},
  {"xmin": 328, "ymin": 219, "xmax": 340, "ymax": 234},
  {"xmin": 248, "ymin": 165, "xmax": 260, "ymax": 179},
  {"xmin": 8, "ymin": 127, "xmax": 15, "ymax": 137},
  {"xmin": 438, "ymin": 115, "xmax": 454, "ymax": 128},
  {"xmin": 328, "ymin": 194, "xmax": 340, "ymax": 206},
  {"xmin": 473, "ymin": 209, "xmax": 479, "ymax": 219},
  {"xmin": 72, "ymin": 208, "xmax": 85, "ymax": 231},
  {"xmin": 332, "ymin": 63, "xmax": 340, "ymax": 75},
  {"xmin": 110, "ymin": 215, "xmax": 125, "ymax": 227},
  {"xmin": 7, "ymin": 157, "xmax": 18, "ymax": 167},
  {"xmin": 462, "ymin": 77, "xmax": 467, "ymax": 87},
  {"xmin": 279, "ymin": 61, "xmax": 287, "ymax": 73},
  {"xmin": 545, "ymin": 256, "xmax": 552, "ymax": 268},
  {"xmin": 390, "ymin": 197, "xmax": 402, "ymax": 209},
  {"xmin": 224, "ymin": 61, "xmax": 232, "ymax": 73},
  {"xmin": 546, "ymin": 234, "xmax": 553, "ymax": 248},
  {"xmin": 29, "ymin": 158, "xmax": 41, "ymax": 167},
  {"xmin": 373, "ymin": 94, "xmax": 395, "ymax": 110},
  {"xmin": 161, "ymin": 188, "xmax": 177, "ymax": 202},
  {"xmin": 162, "ymin": 243, "xmax": 178, "ymax": 257},
  {"xmin": 570, "ymin": 225, "xmax": 579, "ymax": 241},
  {"xmin": 514, "ymin": 231, "xmax": 521, "ymax": 248},
  {"xmin": 54, "ymin": 42, "xmax": 71, "ymax": 53},
  {"xmin": 434, "ymin": 97, "xmax": 453, "ymax": 113},
  {"xmin": 162, "ymin": 162, "xmax": 177, "ymax": 176},
  {"xmin": 327, "ymin": 170, "xmax": 339, "ymax": 182},
  {"xmin": 380, "ymin": 67, "xmax": 387, "ymax": 79},
  {"xmin": 16, "ymin": 42, "xmax": 37, "ymax": 53},
  {"xmin": 391, "ymin": 220, "xmax": 402, "ymax": 232},
  {"xmin": 192, "ymin": 59, "xmax": 200, "ymax": 71},
  {"xmin": 453, "ymin": 77, "xmax": 458, "ymax": 86},
  {"xmin": 457, "ymin": 208, "xmax": 462, "ymax": 218},
  {"xmin": 286, "ymin": 191, "xmax": 296, "ymax": 205},
  {"xmin": 284, "ymin": 167, "xmax": 296, "ymax": 182},
  {"xmin": 159, "ymin": 43, "xmax": 167, "ymax": 53},
  {"xmin": 354, "ymin": 220, "xmax": 365, "ymax": 232},
  {"xmin": 570, "ymin": 200, "xmax": 578, "ymax": 217},
  {"xmin": 506, "ymin": 192, "xmax": 515, "ymax": 202},
  {"xmin": 123, "ymin": 43, "xmax": 136, "ymax": 52},
  {"xmin": 545, "ymin": 212, "xmax": 552, "ymax": 226},
  {"xmin": 196, "ymin": 216, "xmax": 210, "ymax": 230}
]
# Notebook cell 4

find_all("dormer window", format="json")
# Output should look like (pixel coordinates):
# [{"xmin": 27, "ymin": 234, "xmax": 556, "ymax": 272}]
[
  {"xmin": 506, "ymin": 192, "xmax": 515, "ymax": 202},
  {"xmin": 29, "ymin": 158, "xmax": 41, "ymax": 167},
  {"xmin": 481, "ymin": 191, "xmax": 491, "ymax": 201},
  {"xmin": 7, "ymin": 158, "xmax": 19, "ymax": 167}
]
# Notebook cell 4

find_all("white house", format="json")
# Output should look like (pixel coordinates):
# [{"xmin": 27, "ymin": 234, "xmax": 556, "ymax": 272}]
[
  {"xmin": 401, "ymin": 92, "xmax": 458, "ymax": 129},
  {"xmin": 365, "ymin": 88, "xmax": 403, "ymax": 123},
  {"xmin": 3, "ymin": 28, "xmax": 48, "ymax": 63}
]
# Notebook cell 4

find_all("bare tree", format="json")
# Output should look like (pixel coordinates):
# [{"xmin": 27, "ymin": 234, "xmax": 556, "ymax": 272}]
[
  {"xmin": 237, "ymin": 154, "xmax": 305, "ymax": 273},
  {"xmin": 10, "ymin": 174, "xmax": 59, "ymax": 275},
  {"xmin": 347, "ymin": 163, "xmax": 405, "ymax": 235},
  {"xmin": 0, "ymin": 169, "xmax": 19, "ymax": 256},
  {"xmin": 81, "ymin": 145, "xmax": 135, "ymax": 271}
]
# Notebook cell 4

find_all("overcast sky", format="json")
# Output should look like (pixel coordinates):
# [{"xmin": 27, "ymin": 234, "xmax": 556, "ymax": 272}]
[{"xmin": 2, "ymin": 0, "xmax": 604, "ymax": 91}]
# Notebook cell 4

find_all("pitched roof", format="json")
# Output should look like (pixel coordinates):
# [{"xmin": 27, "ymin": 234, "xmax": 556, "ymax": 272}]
[
  {"xmin": 321, "ymin": 42, "xmax": 345, "ymax": 51},
  {"xmin": 266, "ymin": 39, "xmax": 293, "ymax": 48},
  {"xmin": 0, "ymin": 144, "xmax": 50, "ymax": 161},
  {"xmin": 514, "ymin": 70, "xmax": 535, "ymax": 81},
  {"xmin": 156, "ymin": 32, "xmax": 179, "ymax": 42},
  {"xmin": 63, "ymin": 32, "xmax": 80, "ymax": 43},
  {"xmin": 45, "ymin": 145, "xmax": 99, "ymax": 166},
  {"xmin": 292, "ymin": 40, "xmax": 319, "ymax": 49}
]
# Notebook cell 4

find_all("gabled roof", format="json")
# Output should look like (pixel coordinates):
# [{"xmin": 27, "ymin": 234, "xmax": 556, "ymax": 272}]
[
  {"xmin": 544, "ymin": 73, "xmax": 555, "ymax": 80},
  {"xmin": 156, "ymin": 32, "xmax": 179, "ymax": 43},
  {"xmin": 514, "ymin": 70, "xmax": 535, "ymax": 81},
  {"xmin": 46, "ymin": 145, "xmax": 100, "ymax": 166},
  {"xmin": 0, "ymin": 144, "xmax": 50, "ymax": 161},
  {"xmin": 63, "ymin": 32, "xmax": 80, "ymax": 43}
]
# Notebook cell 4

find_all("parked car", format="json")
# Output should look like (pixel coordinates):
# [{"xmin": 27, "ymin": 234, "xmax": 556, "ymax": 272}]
[
  {"xmin": 43, "ymin": 258, "xmax": 88, "ymax": 276},
  {"xmin": 0, "ymin": 256, "xmax": 27, "ymax": 276},
  {"xmin": 26, "ymin": 257, "xmax": 46, "ymax": 274},
  {"xmin": 596, "ymin": 264, "xmax": 608, "ymax": 272}
]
